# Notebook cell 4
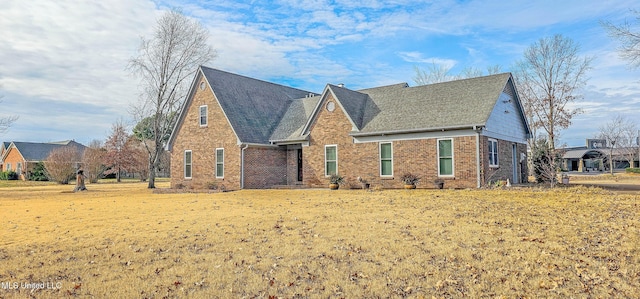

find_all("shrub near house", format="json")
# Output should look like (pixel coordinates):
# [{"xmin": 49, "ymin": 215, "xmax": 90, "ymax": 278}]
[{"xmin": 167, "ymin": 67, "xmax": 530, "ymax": 190}]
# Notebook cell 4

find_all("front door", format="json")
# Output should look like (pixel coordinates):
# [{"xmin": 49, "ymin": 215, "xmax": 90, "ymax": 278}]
[{"xmin": 297, "ymin": 149, "xmax": 303, "ymax": 182}]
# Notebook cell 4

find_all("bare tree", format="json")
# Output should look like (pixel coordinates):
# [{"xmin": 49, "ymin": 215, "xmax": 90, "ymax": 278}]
[
  {"xmin": 514, "ymin": 34, "xmax": 592, "ymax": 150},
  {"xmin": 413, "ymin": 63, "xmax": 452, "ymax": 85},
  {"xmin": 618, "ymin": 130, "xmax": 639, "ymax": 169},
  {"xmin": 82, "ymin": 139, "xmax": 106, "ymax": 183},
  {"xmin": 598, "ymin": 115, "xmax": 637, "ymax": 174},
  {"xmin": 414, "ymin": 63, "xmax": 503, "ymax": 86},
  {"xmin": 128, "ymin": 9, "xmax": 215, "ymax": 188},
  {"xmin": 0, "ymin": 96, "xmax": 18, "ymax": 133},
  {"xmin": 45, "ymin": 146, "xmax": 81, "ymax": 184},
  {"xmin": 602, "ymin": 10, "xmax": 640, "ymax": 68},
  {"xmin": 457, "ymin": 67, "xmax": 483, "ymax": 79},
  {"xmin": 486, "ymin": 64, "xmax": 503, "ymax": 75}
]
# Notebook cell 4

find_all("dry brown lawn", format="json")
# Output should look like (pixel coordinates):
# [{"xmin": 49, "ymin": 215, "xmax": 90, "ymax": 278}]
[{"xmin": 0, "ymin": 180, "xmax": 638, "ymax": 298}]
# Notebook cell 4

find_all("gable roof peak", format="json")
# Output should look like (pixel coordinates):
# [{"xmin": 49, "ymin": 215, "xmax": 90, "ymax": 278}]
[{"xmin": 197, "ymin": 66, "xmax": 316, "ymax": 144}]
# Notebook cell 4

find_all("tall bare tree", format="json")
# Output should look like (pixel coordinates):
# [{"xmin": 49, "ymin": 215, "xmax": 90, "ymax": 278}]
[
  {"xmin": 598, "ymin": 115, "xmax": 638, "ymax": 174},
  {"xmin": 514, "ymin": 34, "xmax": 592, "ymax": 150},
  {"xmin": 128, "ymin": 9, "xmax": 215, "ymax": 188},
  {"xmin": 602, "ymin": 10, "xmax": 640, "ymax": 68}
]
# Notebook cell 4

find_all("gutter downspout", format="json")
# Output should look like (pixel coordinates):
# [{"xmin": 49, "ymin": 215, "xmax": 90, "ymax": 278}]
[
  {"xmin": 241, "ymin": 144, "xmax": 249, "ymax": 189},
  {"xmin": 475, "ymin": 126, "xmax": 481, "ymax": 188}
]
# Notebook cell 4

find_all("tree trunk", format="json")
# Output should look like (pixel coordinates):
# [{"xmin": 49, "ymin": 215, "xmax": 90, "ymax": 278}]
[
  {"xmin": 148, "ymin": 164, "xmax": 156, "ymax": 188},
  {"xmin": 147, "ymin": 151, "xmax": 157, "ymax": 189},
  {"xmin": 609, "ymin": 150, "xmax": 614, "ymax": 176},
  {"xmin": 74, "ymin": 171, "xmax": 87, "ymax": 192}
]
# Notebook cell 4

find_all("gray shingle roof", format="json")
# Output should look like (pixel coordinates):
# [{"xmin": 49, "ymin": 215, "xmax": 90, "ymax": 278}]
[
  {"xmin": 270, "ymin": 96, "xmax": 320, "ymax": 142},
  {"xmin": 9, "ymin": 140, "xmax": 86, "ymax": 161},
  {"xmin": 327, "ymin": 84, "xmax": 371, "ymax": 128},
  {"xmin": 171, "ymin": 68, "xmax": 522, "ymax": 147},
  {"xmin": 355, "ymin": 73, "xmax": 513, "ymax": 134},
  {"xmin": 201, "ymin": 67, "xmax": 314, "ymax": 144}
]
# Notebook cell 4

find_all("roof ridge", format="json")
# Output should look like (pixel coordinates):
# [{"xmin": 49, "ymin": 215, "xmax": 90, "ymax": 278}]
[
  {"xmin": 357, "ymin": 82, "xmax": 409, "ymax": 92},
  {"xmin": 417, "ymin": 72, "xmax": 511, "ymax": 88},
  {"xmin": 201, "ymin": 66, "xmax": 314, "ymax": 95}
]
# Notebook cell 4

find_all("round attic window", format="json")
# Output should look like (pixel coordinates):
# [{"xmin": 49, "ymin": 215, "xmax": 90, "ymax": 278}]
[
  {"xmin": 326, "ymin": 101, "xmax": 335, "ymax": 112},
  {"xmin": 199, "ymin": 81, "xmax": 206, "ymax": 90}
]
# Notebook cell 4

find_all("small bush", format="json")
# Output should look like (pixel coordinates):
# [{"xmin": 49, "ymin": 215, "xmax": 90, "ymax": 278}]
[
  {"xmin": 328, "ymin": 174, "xmax": 345, "ymax": 185},
  {"xmin": 29, "ymin": 162, "xmax": 49, "ymax": 181},
  {"xmin": 0, "ymin": 171, "xmax": 18, "ymax": 180},
  {"xmin": 625, "ymin": 167, "xmax": 640, "ymax": 174},
  {"xmin": 400, "ymin": 172, "xmax": 421, "ymax": 185}
]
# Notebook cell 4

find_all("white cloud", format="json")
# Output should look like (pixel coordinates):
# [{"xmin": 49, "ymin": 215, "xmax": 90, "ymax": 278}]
[
  {"xmin": 397, "ymin": 52, "xmax": 458, "ymax": 68},
  {"xmin": 1, "ymin": 0, "xmax": 638, "ymax": 145},
  {"xmin": 0, "ymin": 0, "xmax": 158, "ymax": 106}
]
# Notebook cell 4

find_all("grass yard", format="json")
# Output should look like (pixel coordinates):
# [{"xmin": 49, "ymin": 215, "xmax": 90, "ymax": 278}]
[{"xmin": 0, "ymin": 181, "xmax": 638, "ymax": 298}]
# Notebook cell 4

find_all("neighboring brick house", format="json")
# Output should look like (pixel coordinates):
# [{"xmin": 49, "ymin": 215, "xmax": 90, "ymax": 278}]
[
  {"xmin": 0, "ymin": 140, "xmax": 86, "ymax": 180},
  {"xmin": 167, "ymin": 66, "xmax": 530, "ymax": 190}
]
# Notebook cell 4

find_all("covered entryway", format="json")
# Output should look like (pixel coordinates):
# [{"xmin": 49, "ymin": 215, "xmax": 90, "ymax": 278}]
[{"xmin": 280, "ymin": 144, "xmax": 306, "ymax": 188}]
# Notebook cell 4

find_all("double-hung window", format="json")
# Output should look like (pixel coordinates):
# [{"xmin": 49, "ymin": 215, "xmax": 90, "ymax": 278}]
[
  {"xmin": 199, "ymin": 105, "xmax": 208, "ymax": 126},
  {"xmin": 215, "ymin": 148, "xmax": 224, "ymax": 178},
  {"xmin": 379, "ymin": 142, "xmax": 393, "ymax": 176},
  {"xmin": 438, "ymin": 139, "xmax": 454, "ymax": 176},
  {"xmin": 489, "ymin": 139, "xmax": 499, "ymax": 167},
  {"xmin": 184, "ymin": 150, "xmax": 192, "ymax": 179},
  {"xmin": 325, "ymin": 145, "xmax": 337, "ymax": 176}
]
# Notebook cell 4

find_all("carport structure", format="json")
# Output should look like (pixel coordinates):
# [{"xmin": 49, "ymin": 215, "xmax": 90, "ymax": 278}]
[{"xmin": 563, "ymin": 149, "xmax": 607, "ymax": 172}]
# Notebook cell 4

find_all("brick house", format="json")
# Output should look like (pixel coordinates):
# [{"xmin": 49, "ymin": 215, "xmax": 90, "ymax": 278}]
[
  {"xmin": 167, "ymin": 66, "xmax": 530, "ymax": 190},
  {"xmin": 1, "ymin": 140, "xmax": 86, "ymax": 180}
]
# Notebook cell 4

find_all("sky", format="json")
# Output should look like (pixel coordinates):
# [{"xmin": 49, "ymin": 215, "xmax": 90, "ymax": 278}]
[{"xmin": 0, "ymin": 0, "xmax": 638, "ymax": 147}]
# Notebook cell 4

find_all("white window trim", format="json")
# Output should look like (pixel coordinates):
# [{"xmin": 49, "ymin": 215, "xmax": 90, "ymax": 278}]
[
  {"xmin": 184, "ymin": 150, "xmax": 192, "ymax": 179},
  {"xmin": 437, "ymin": 138, "xmax": 455, "ymax": 177},
  {"xmin": 489, "ymin": 138, "xmax": 499, "ymax": 168},
  {"xmin": 379, "ymin": 142, "xmax": 393, "ymax": 177},
  {"xmin": 199, "ymin": 105, "xmax": 208, "ymax": 127},
  {"xmin": 215, "ymin": 148, "xmax": 224, "ymax": 178},
  {"xmin": 16, "ymin": 162, "xmax": 22, "ymax": 175},
  {"xmin": 324, "ymin": 145, "xmax": 338, "ymax": 177},
  {"xmin": 6, "ymin": 163, "xmax": 11, "ymax": 171}
]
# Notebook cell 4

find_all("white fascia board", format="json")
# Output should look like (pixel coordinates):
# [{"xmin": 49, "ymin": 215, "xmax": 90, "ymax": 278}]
[{"xmin": 353, "ymin": 129, "xmax": 477, "ymax": 143}]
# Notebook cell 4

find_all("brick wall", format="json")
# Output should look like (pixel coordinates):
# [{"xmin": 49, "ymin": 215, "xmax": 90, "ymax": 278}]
[
  {"xmin": 244, "ymin": 147, "xmax": 287, "ymax": 188},
  {"xmin": 480, "ymin": 136, "xmax": 528, "ymax": 185},
  {"xmin": 304, "ymin": 93, "xmax": 480, "ymax": 189},
  {"xmin": 170, "ymin": 75, "xmax": 241, "ymax": 190},
  {"xmin": 2, "ymin": 148, "xmax": 25, "ymax": 178},
  {"xmin": 171, "ymin": 77, "xmax": 529, "ymax": 190}
]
